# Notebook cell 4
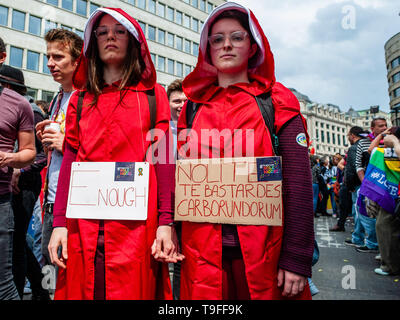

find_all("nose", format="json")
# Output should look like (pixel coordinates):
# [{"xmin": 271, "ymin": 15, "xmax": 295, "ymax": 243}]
[
  {"xmin": 106, "ymin": 28, "xmax": 115, "ymax": 40},
  {"xmin": 47, "ymin": 56, "xmax": 54, "ymax": 69},
  {"xmin": 222, "ymin": 35, "xmax": 232, "ymax": 49}
]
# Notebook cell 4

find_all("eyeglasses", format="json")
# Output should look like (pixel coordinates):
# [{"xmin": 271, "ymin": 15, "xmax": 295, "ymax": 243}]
[
  {"xmin": 208, "ymin": 31, "xmax": 249, "ymax": 49},
  {"xmin": 94, "ymin": 25, "xmax": 128, "ymax": 41}
]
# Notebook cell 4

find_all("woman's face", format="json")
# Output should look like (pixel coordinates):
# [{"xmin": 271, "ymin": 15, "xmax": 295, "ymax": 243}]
[
  {"xmin": 96, "ymin": 14, "xmax": 129, "ymax": 68},
  {"xmin": 209, "ymin": 18, "xmax": 257, "ymax": 75}
]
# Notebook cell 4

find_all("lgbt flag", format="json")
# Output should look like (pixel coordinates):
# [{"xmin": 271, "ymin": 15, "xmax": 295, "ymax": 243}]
[{"xmin": 359, "ymin": 148, "xmax": 400, "ymax": 215}]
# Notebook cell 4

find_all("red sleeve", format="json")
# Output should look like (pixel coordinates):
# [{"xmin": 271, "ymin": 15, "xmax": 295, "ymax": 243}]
[
  {"xmin": 151, "ymin": 84, "xmax": 175, "ymax": 225},
  {"xmin": 52, "ymin": 141, "xmax": 77, "ymax": 228},
  {"xmin": 277, "ymin": 115, "xmax": 314, "ymax": 278}
]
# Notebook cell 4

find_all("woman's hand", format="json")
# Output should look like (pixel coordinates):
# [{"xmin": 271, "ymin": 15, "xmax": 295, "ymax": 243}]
[
  {"xmin": 48, "ymin": 227, "xmax": 68, "ymax": 269},
  {"xmin": 151, "ymin": 225, "xmax": 185, "ymax": 263}
]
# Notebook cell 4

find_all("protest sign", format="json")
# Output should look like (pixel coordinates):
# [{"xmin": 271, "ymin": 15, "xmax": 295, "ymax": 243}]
[
  {"xmin": 66, "ymin": 162, "xmax": 149, "ymax": 220},
  {"xmin": 175, "ymin": 157, "xmax": 283, "ymax": 226}
]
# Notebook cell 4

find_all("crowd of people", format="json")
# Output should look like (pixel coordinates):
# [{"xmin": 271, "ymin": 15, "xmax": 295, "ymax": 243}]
[
  {"xmin": 310, "ymin": 118, "xmax": 400, "ymax": 277},
  {"xmin": 0, "ymin": 1, "xmax": 397, "ymax": 301}
]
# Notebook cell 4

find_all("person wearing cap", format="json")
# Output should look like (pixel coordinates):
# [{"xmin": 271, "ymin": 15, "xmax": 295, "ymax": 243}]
[
  {"xmin": 0, "ymin": 65, "xmax": 49, "ymax": 299},
  {"xmin": 0, "ymin": 37, "xmax": 36, "ymax": 300},
  {"xmin": 173, "ymin": 2, "xmax": 314, "ymax": 299},
  {"xmin": 48, "ymin": 8, "xmax": 180, "ymax": 300},
  {"xmin": 35, "ymin": 30, "xmax": 83, "ymax": 273}
]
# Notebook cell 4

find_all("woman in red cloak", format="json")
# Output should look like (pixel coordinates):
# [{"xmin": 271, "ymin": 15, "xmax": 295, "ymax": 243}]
[
  {"xmin": 47, "ymin": 8, "xmax": 182, "ymax": 300},
  {"xmin": 173, "ymin": 2, "xmax": 314, "ymax": 300}
]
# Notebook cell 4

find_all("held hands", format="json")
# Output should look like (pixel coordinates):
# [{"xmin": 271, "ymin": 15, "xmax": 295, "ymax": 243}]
[
  {"xmin": 48, "ymin": 227, "xmax": 68, "ymax": 269},
  {"xmin": 151, "ymin": 225, "xmax": 185, "ymax": 263},
  {"xmin": 277, "ymin": 268, "xmax": 307, "ymax": 298}
]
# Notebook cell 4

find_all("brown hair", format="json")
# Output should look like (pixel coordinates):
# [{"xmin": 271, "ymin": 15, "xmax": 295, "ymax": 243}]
[
  {"xmin": 44, "ymin": 29, "xmax": 83, "ymax": 61},
  {"xmin": 167, "ymin": 79, "xmax": 183, "ymax": 99},
  {"xmin": 85, "ymin": 13, "xmax": 146, "ymax": 105}
]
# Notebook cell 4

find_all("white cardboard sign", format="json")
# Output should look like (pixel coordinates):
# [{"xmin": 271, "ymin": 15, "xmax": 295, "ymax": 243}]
[{"xmin": 66, "ymin": 162, "xmax": 149, "ymax": 220}]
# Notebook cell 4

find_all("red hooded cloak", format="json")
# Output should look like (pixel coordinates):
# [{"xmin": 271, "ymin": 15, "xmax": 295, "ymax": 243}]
[
  {"xmin": 178, "ymin": 2, "xmax": 311, "ymax": 300},
  {"xmin": 54, "ymin": 8, "xmax": 172, "ymax": 300}
]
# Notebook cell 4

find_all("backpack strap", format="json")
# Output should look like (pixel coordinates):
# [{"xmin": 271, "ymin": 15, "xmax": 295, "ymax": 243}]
[
  {"xmin": 254, "ymin": 91, "xmax": 279, "ymax": 156},
  {"xmin": 185, "ymin": 91, "xmax": 279, "ymax": 156},
  {"xmin": 146, "ymin": 88, "xmax": 156, "ymax": 130},
  {"xmin": 185, "ymin": 99, "xmax": 198, "ymax": 129}
]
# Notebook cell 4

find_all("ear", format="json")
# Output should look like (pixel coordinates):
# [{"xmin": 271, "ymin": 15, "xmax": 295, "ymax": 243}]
[{"xmin": 249, "ymin": 43, "xmax": 257, "ymax": 59}]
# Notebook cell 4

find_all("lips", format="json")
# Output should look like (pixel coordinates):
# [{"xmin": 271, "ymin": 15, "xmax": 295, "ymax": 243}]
[{"xmin": 105, "ymin": 44, "xmax": 118, "ymax": 50}]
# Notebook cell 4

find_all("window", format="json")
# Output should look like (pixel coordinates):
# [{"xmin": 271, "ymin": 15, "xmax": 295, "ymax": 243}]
[
  {"xmin": 90, "ymin": 3, "xmax": 100, "ymax": 14},
  {"xmin": 29, "ymin": 15, "xmax": 41, "ymax": 36},
  {"xmin": 327, "ymin": 124, "xmax": 330, "ymax": 129},
  {"xmin": 193, "ymin": 42, "xmax": 199, "ymax": 56},
  {"xmin": 138, "ymin": 21, "xmax": 146, "ymax": 34},
  {"xmin": 157, "ymin": 3, "xmax": 165, "ymax": 17},
  {"xmin": 176, "ymin": 36, "xmax": 182, "ymax": 51},
  {"xmin": 43, "ymin": 55, "xmax": 50, "ymax": 74},
  {"xmin": 394, "ymin": 87, "xmax": 400, "ymax": 98},
  {"xmin": 184, "ymin": 39, "xmax": 191, "ymax": 53},
  {"xmin": 183, "ymin": 0, "xmax": 190, "ymax": 3},
  {"xmin": 392, "ymin": 57, "xmax": 400, "ymax": 70},
  {"xmin": 167, "ymin": 59, "xmax": 174, "ymax": 74},
  {"xmin": 148, "ymin": 25, "xmax": 156, "ymax": 41},
  {"xmin": 148, "ymin": 0, "xmax": 156, "ymax": 13},
  {"xmin": 47, "ymin": 0, "xmax": 59, "ymax": 5},
  {"xmin": 316, "ymin": 129, "xmax": 319, "ymax": 140},
  {"xmin": 167, "ymin": 7, "xmax": 174, "ymax": 21},
  {"xmin": 158, "ymin": 29, "xmax": 165, "ymax": 44},
  {"xmin": 12, "ymin": 10, "xmax": 25, "ymax": 31},
  {"xmin": 10, "ymin": 47, "xmax": 23, "ymax": 68},
  {"xmin": 157, "ymin": 56, "xmax": 165, "ymax": 72},
  {"xmin": 127, "ymin": 0, "xmax": 135, "ymax": 5},
  {"xmin": 320, "ymin": 123, "xmax": 324, "ymax": 128},
  {"xmin": 26, "ymin": 88, "xmax": 38, "ymax": 100},
  {"xmin": 192, "ymin": 18, "xmax": 199, "ymax": 32},
  {"xmin": 176, "ymin": 62, "xmax": 183, "ymax": 77},
  {"xmin": 75, "ymin": 29, "xmax": 84, "ymax": 38},
  {"xmin": 42, "ymin": 91, "xmax": 55, "ymax": 103},
  {"xmin": 27, "ymin": 51, "xmax": 40, "ymax": 71},
  {"xmin": 184, "ymin": 64, "xmax": 191, "ymax": 76},
  {"xmin": 207, "ymin": 2, "xmax": 213, "ymax": 13},
  {"xmin": 167, "ymin": 33, "xmax": 174, "ymax": 47},
  {"xmin": 327, "ymin": 132, "xmax": 330, "ymax": 144},
  {"xmin": 45, "ymin": 20, "xmax": 57, "ymax": 34},
  {"xmin": 0, "ymin": 6, "xmax": 8, "ymax": 26},
  {"xmin": 321, "ymin": 130, "xmax": 325, "ymax": 143},
  {"xmin": 150, "ymin": 53, "xmax": 156, "ymax": 64},
  {"xmin": 176, "ymin": 11, "xmax": 182, "ymax": 25},
  {"xmin": 191, "ymin": 0, "xmax": 198, "ymax": 8},
  {"xmin": 77, "ymin": 0, "xmax": 87, "ymax": 16},
  {"xmin": 343, "ymin": 135, "xmax": 346, "ymax": 146},
  {"xmin": 61, "ymin": 25, "xmax": 72, "ymax": 31},
  {"xmin": 338, "ymin": 134, "xmax": 341, "ymax": 146},
  {"xmin": 200, "ymin": 0, "xmax": 206, "ymax": 11},
  {"xmin": 393, "ymin": 72, "xmax": 400, "ymax": 84},
  {"xmin": 137, "ymin": 0, "xmax": 146, "ymax": 9},
  {"xmin": 62, "ymin": 0, "xmax": 73, "ymax": 11},
  {"xmin": 183, "ymin": 14, "xmax": 190, "ymax": 28}
]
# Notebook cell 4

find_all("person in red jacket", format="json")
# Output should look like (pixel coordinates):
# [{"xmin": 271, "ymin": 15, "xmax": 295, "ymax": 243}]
[
  {"xmin": 47, "ymin": 8, "xmax": 181, "ymax": 300},
  {"xmin": 170, "ymin": 2, "xmax": 314, "ymax": 299}
]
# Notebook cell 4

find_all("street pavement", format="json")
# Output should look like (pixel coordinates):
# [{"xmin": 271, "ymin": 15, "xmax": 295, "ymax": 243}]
[{"xmin": 312, "ymin": 215, "xmax": 400, "ymax": 300}]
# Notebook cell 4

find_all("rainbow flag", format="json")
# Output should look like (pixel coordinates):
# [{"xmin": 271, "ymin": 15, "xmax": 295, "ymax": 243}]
[{"xmin": 359, "ymin": 148, "xmax": 400, "ymax": 215}]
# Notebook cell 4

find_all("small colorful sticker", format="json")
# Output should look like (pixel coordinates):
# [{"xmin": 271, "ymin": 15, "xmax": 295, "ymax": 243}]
[
  {"xmin": 256, "ymin": 157, "xmax": 282, "ymax": 181},
  {"xmin": 115, "ymin": 162, "xmax": 135, "ymax": 181},
  {"xmin": 296, "ymin": 133, "xmax": 307, "ymax": 147}
]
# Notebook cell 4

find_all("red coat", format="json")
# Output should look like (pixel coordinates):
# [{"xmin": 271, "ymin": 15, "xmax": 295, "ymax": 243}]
[
  {"xmin": 54, "ymin": 8, "xmax": 172, "ymax": 300},
  {"xmin": 177, "ymin": 2, "xmax": 311, "ymax": 300}
]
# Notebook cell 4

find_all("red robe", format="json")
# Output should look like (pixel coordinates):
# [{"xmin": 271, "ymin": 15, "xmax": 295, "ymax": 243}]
[
  {"xmin": 53, "ymin": 8, "xmax": 172, "ymax": 300},
  {"xmin": 177, "ymin": 3, "xmax": 311, "ymax": 300}
]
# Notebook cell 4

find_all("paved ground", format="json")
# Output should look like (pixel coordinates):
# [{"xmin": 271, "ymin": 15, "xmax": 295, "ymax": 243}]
[
  {"xmin": 23, "ymin": 215, "xmax": 400, "ymax": 300},
  {"xmin": 312, "ymin": 215, "xmax": 400, "ymax": 300}
]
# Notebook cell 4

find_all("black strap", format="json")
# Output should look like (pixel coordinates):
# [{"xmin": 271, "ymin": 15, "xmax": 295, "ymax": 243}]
[
  {"xmin": 0, "ymin": 85, "xmax": 3, "ymax": 96},
  {"xmin": 48, "ymin": 91, "xmax": 60, "ymax": 118},
  {"xmin": 255, "ymin": 91, "xmax": 279, "ymax": 156},
  {"xmin": 76, "ymin": 91, "xmax": 85, "ymax": 125},
  {"xmin": 146, "ymin": 88, "xmax": 156, "ymax": 130},
  {"xmin": 185, "ymin": 91, "xmax": 279, "ymax": 155}
]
